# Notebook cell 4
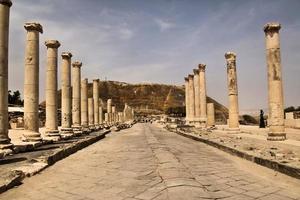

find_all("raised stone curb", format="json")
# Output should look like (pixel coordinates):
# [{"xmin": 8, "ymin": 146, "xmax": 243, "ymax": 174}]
[
  {"xmin": 172, "ymin": 128, "xmax": 300, "ymax": 180},
  {"xmin": 0, "ymin": 130, "xmax": 110, "ymax": 194}
]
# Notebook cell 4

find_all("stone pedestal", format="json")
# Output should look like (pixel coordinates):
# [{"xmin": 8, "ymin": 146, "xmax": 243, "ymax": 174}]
[
  {"xmin": 184, "ymin": 77, "xmax": 190, "ymax": 124},
  {"xmin": 193, "ymin": 69, "xmax": 201, "ymax": 127},
  {"xmin": 23, "ymin": 22, "xmax": 43, "ymax": 142},
  {"xmin": 188, "ymin": 74, "xmax": 195, "ymax": 125},
  {"xmin": 225, "ymin": 52, "xmax": 240, "ymax": 132},
  {"xmin": 88, "ymin": 98, "xmax": 95, "ymax": 130},
  {"xmin": 45, "ymin": 40, "xmax": 60, "ymax": 139},
  {"xmin": 93, "ymin": 79, "xmax": 99, "ymax": 128},
  {"xmin": 199, "ymin": 64, "xmax": 207, "ymax": 127},
  {"xmin": 207, "ymin": 103, "xmax": 215, "ymax": 127},
  {"xmin": 81, "ymin": 78, "xmax": 89, "ymax": 133},
  {"xmin": 60, "ymin": 52, "xmax": 73, "ymax": 136},
  {"xmin": 72, "ymin": 61, "xmax": 82, "ymax": 135},
  {"xmin": 264, "ymin": 23, "xmax": 286, "ymax": 141},
  {"xmin": 0, "ymin": 0, "xmax": 13, "ymax": 155}
]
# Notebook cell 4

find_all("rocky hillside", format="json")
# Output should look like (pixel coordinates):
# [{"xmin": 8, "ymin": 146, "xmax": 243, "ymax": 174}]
[{"xmin": 41, "ymin": 81, "xmax": 228, "ymax": 123}]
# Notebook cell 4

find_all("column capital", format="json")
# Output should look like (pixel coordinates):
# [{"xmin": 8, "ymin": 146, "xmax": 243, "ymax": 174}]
[
  {"xmin": 193, "ymin": 69, "xmax": 199, "ymax": 75},
  {"xmin": 0, "ymin": 0, "xmax": 12, "ymax": 7},
  {"xmin": 24, "ymin": 22, "xmax": 43, "ymax": 33},
  {"xmin": 45, "ymin": 40, "xmax": 61, "ymax": 49},
  {"xmin": 225, "ymin": 52, "xmax": 236, "ymax": 61},
  {"xmin": 72, "ymin": 61, "xmax": 82, "ymax": 68},
  {"xmin": 188, "ymin": 74, "xmax": 194, "ymax": 79},
  {"xmin": 184, "ymin": 77, "xmax": 189, "ymax": 82},
  {"xmin": 82, "ymin": 78, "xmax": 88, "ymax": 83},
  {"xmin": 198, "ymin": 64, "xmax": 206, "ymax": 72},
  {"xmin": 264, "ymin": 22, "xmax": 281, "ymax": 33},
  {"xmin": 61, "ymin": 52, "xmax": 72, "ymax": 59},
  {"xmin": 93, "ymin": 79, "xmax": 99, "ymax": 82}
]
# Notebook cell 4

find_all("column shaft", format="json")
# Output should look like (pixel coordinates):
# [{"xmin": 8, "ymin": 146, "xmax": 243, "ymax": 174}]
[
  {"xmin": 72, "ymin": 62, "xmax": 82, "ymax": 128},
  {"xmin": 93, "ymin": 79, "xmax": 99, "ymax": 126},
  {"xmin": 107, "ymin": 99, "xmax": 112, "ymax": 123},
  {"xmin": 225, "ymin": 52, "xmax": 240, "ymax": 131},
  {"xmin": 207, "ymin": 103, "xmax": 215, "ymax": 127},
  {"xmin": 61, "ymin": 52, "xmax": 72, "ymax": 132},
  {"xmin": 88, "ymin": 98, "xmax": 94, "ymax": 127},
  {"xmin": 23, "ymin": 22, "xmax": 43, "ymax": 142},
  {"xmin": 188, "ymin": 75, "xmax": 195, "ymax": 123},
  {"xmin": 81, "ymin": 78, "xmax": 88, "ymax": 127},
  {"xmin": 99, "ymin": 106, "xmax": 103, "ymax": 124},
  {"xmin": 264, "ymin": 23, "xmax": 286, "ymax": 141},
  {"xmin": 184, "ymin": 77, "xmax": 190, "ymax": 123},
  {"xmin": 0, "ymin": 0, "xmax": 12, "ymax": 147},
  {"xmin": 193, "ymin": 69, "xmax": 201, "ymax": 125},
  {"xmin": 199, "ymin": 64, "xmax": 207, "ymax": 126},
  {"xmin": 45, "ymin": 40, "xmax": 60, "ymax": 136}
]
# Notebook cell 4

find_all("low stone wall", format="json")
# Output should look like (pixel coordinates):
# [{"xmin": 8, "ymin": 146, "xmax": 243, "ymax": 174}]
[{"xmin": 285, "ymin": 119, "xmax": 300, "ymax": 129}]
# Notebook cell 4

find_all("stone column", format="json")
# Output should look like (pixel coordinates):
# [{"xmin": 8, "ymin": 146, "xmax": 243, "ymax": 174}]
[
  {"xmin": 225, "ymin": 52, "xmax": 240, "ymax": 131},
  {"xmin": 99, "ymin": 106, "xmax": 103, "ymax": 125},
  {"xmin": 93, "ymin": 79, "xmax": 99, "ymax": 128},
  {"xmin": 207, "ymin": 103, "xmax": 215, "ymax": 127},
  {"xmin": 88, "ymin": 98, "xmax": 95, "ymax": 129},
  {"xmin": 60, "ymin": 52, "xmax": 73, "ymax": 135},
  {"xmin": 81, "ymin": 78, "xmax": 89, "ymax": 130},
  {"xmin": 104, "ymin": 113, "xmax": 108, "ymax": 124},
  {"xmin": 23, "ymin": 22, "xmax": 43, "ymax": 142},
  {"xmin": 45, "ymin": 40, "xmax": 60, "ymax": 138},
  {"xmin": 0, "ymin": 0, "xmax": 13, "ymax": 152},
  {"xmin": 193, "ymin": 69, "xmax": 201, "ymax": 127},
  {"xmin": 112, "ymin": 106, "xmax": 116, "ymax": 124},
  {"xmin": 107, "ymin": 99, "xmax": 112, "ymax": 124},
  {"xmin": 188, "ymin": 74, "xmax": 195, "ymax": 124},
  {"xmin": 72, "ymin": 61, "xmax": 82, "ymax": 133},
  {"xmin": 184, "ymin": 77, "xmax": 190, "ymax": 124},
  {"xmin": 199, "ymin": 64, "xmax": 207, "ymax": 127},
  {"xmin": 264, "ymin": 23, "xmax": 286, "ymax": 141}
]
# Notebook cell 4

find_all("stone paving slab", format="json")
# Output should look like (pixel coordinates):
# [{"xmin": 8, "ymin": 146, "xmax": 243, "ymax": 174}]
[
  {"xmin": 1, "ymin": 123, "xmax": 299, "ymax": 199},
  {"xmin": 0, "ymin": 129, "xmax": 110, "ymax": 194}
]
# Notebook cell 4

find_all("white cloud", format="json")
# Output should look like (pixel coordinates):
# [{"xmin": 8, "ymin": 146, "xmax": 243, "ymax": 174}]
[{"xmin": 154, "ymin": 18, "xmax": 175, "ymax": 32}]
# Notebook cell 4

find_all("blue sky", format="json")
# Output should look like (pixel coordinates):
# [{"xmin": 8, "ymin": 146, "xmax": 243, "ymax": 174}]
[{"xmin": 8, "ymin": 0, "xmax": 300, "ymax": 111}]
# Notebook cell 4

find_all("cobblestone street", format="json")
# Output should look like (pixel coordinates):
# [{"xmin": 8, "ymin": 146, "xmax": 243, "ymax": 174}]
[{"xmin": 1, "ymin": 123, "xmax": 300, "ymax": 200}]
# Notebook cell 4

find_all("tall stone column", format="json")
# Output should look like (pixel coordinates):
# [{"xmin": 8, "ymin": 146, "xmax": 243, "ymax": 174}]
[
  {"xmin": 60, "ymin": 52, "xmax": 73, "ymax": 135},
  {"xmin": 72, "ymin": 61, "xmax": 82, "ymax": 133},
  {"xmin": 199, "ymin": 64, "xmax": 207, "ymax": 127},
  {"xmin": 81, "ymin": 78, "xmax": 88, "ymax": 130},
  {"xmin": 207, "ymin": 103, "xmax": 215, "ymax": 127},
  {"xmin": 45, "ymin": 40, "xmax": 60, "ymax": 138},
  {"xmin": 193, "ymin": 69, "xmax": 201, "ymax": 127},
  {"xmin": 104, "ymin": 113, "xmax": 108, "ymax": 124},
  {"xmin": 112, "ymin": 106, "xmax": 116, "ymax": 124},
  {"xmin": 107, "ymin": 99, "xmax": 112, "ymax": 124},
  {"xmin": 99, "ymin": 106, "xmax": 103, "ymax": 125},
  {"xmin": 188, "ymin": 74, "xmax": 195, "ymax": 124},
  {"xmin": 93, "ymin": 79, "xmax": 99, "ymax": 128},
  {"xmin": 0, "ymin": 0, "xmax": 13, "ymax": 152},
  {"xmin": 184, "ymin": 77, "xmax": 190, "ymax": 124},
  {"xmin": 88, "ymin": 98, "xmax": 95, "ymax": 129},
  {"xmin": 225, "ymin": 52, "xmax": 240, "ymax": 131},
  {"xmin": 264, "ymin": 23, "xmax": 286, "ymax": 141},
  {"xmin": 23, "ymin": 22, "xmax": 43, "ymax": 142}
]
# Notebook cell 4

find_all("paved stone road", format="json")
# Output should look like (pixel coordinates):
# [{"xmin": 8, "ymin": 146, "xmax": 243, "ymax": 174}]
[{"xmin": 1, "ymin": 123, "xmax": 300, "ymax": 200}]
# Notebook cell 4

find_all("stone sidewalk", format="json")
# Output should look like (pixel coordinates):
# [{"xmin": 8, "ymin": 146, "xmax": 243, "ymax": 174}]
[{"xmin": 1, "ymin": 123, "xmax": 299, "ymax": 199}]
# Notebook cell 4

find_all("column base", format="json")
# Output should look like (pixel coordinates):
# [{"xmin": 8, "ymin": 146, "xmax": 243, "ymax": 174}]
[
  {"xmin": 82, "ymin": 126, "xmax": 91, "ymax": 134},
  {"xmin": 226, "ymin": 128, "xmax": 240, "ymax": 134},
  {"xmin": 0, "ymin": 141, "xmax": 14, "ymax": 159},
  {"xmin": 22, "ymin": 130, "xmax": 43, "ymax": 142},
  {"xmin": 267, "ymin": 132, "xmax": 286, "ymax": 141},
  {"xmin": 60, "ymin": 127, "xmax": 74, "ymax": 139},
  {"xmin": 72, "ymin": 125, "xmax": 83, "ymax": 136}
]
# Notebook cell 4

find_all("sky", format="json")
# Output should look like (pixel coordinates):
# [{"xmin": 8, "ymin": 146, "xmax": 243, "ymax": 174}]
[{"xmin": 8, "ymin": 0, "xmax": 300, "ymax": 111}]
